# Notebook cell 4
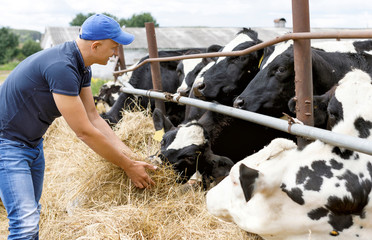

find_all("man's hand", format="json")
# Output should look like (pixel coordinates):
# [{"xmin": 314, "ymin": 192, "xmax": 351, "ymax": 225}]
[{"xmin": 125, "ymin": 161, "xmax": 157, "ymax": 189}]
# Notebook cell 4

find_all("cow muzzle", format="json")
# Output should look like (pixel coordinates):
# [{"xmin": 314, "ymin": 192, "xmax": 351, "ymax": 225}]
[{"xmin": 193, "ymin": 82, "xmax": 206, "ymax": 99}]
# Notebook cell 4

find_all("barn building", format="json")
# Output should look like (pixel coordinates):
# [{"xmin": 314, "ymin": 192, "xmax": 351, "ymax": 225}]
[
  {"xmin": 40, "ymin": 26, "xmax": 360, "ymax": 79},
  {"xmin": 41, "ymin": 26, "xmax": 290, "ymax": 79}
]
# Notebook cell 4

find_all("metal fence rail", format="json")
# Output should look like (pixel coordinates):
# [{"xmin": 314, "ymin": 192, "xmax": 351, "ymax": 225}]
[
  {"xmin": 120, "ymin": 87, "xmax": 372, "ymax": 156},
  {"xmin": 113, "ymin": 30, "xmax": 372, "ymax": 76}
]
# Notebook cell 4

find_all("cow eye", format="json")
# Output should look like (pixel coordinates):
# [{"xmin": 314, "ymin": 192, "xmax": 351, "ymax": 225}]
[
  {"xmin": 327, "ymin": 108, "xmax": 340, "ymax": 126},
  {"xmin": 176, "ymin": 69, "xmax": 182, "ymax": 77},
  {"xmin": 277, "ymin": 66, "xmax": 286, "ymax": 73},
  {"xmin": 228, "ymin": 56, "xmax": 239, "ymax": 62}
]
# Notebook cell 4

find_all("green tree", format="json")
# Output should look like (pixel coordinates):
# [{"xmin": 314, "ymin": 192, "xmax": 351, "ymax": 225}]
[
  {"xmin": 69, "ymin": 12, "xmax": 96, "ymax": 26},
  {"xmin": 101, "ymin": 12, "xmax": 119, "ymax": 22},
  {"xmin": 120, "ymin": 12, "xmax": 159, "ymax": 27},
  {"xmin": 22, "ymin": 39, "xmax": 42, "ymax": 57},
  {"xmin": 0, "ymin": 27, "xmax": 19, "ymax": 64},
  {"xmin": 70, "ymin": 12, "xmax": 159, "ymax": 28},
  {"xmin": 70, "ymin": 12, "xmax": 120, "ymax": 26}
]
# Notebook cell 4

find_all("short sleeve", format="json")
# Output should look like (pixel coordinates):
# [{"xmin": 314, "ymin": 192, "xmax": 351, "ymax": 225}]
[
  {"xmin": 44, "ymin": 62, "xmax": 81, "ymax": 96},
  {"xmin": 82, "ymin": 67, "xmax": 92, "ymax": 88}
]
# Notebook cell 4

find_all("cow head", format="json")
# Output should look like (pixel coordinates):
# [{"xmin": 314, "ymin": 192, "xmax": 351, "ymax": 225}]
[
  {"xmin": 288, "ymin": 85, "xmax": 339, "ymax": 130},
  {"xmin": 233, "ymin": 40, "xmax": 364, "ymax": 117},
  {"xmin": 206, "ymin": 138, "xmax": 299, "ymax": 236},
  {"xmin": 207, "ymin": 69, "xmax": 372, "ymax": 239},
  {"xmin": 329, "ymin": 69, "xmax": 372, "ymax": 137},
  {"xmin": 193, "ymin": 28, "xmax": 264, "ymax": 105},
  {"xmin": 233, "ymin": 41, "xmax": 295, "ymax": 117},
  {"xmin": 96, "ymin": 81, "xmax": 123, "ymax": 107},
  {"xmin": 176, "ymin": 46, "xmax": 222, "ymax": 97},
  {"xmin": 152, "ymin": 108, "xmax": 233, "ymax": 183}
]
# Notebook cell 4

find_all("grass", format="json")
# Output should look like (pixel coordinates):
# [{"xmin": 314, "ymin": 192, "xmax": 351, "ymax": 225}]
[
  {"xmin": 0, "ymin": 61, "xmax": 19, "ymax": 71},
  {"xmin": 0, "ymin": 71, "xmax": 10, "ymax": 84},
  {"xmin": 0, "ymin": 62, "xmax": 19, "ymax": 84},
  {"xmin": 91, "ymin": 78, "xmax": 109, "ymax": 96}
]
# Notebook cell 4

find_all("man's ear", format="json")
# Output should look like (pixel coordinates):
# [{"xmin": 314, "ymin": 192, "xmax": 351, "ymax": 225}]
[{"xmin": 91, "ymin": 41, "xmax": 102, "ymax": 51}]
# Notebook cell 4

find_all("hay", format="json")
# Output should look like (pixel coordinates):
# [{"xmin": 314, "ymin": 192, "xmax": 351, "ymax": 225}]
[{"xmin": 0, "ymin": 108, "xmax": 262, "ymax": 240}]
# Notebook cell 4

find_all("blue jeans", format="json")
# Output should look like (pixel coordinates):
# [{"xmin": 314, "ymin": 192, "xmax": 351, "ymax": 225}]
[{"xmin": 0, "ymin": 138, "xmax": 45, "ymax": 240}]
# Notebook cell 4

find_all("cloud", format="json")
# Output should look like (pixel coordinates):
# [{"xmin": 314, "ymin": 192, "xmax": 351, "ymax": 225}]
[{"xmin": 0, "ymin": 0, "xmax": 371, "ymax": 32}]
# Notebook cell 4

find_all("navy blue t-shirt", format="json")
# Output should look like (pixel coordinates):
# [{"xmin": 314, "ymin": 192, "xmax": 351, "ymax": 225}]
[{"xmin": 0, "ymin": 41, "xmax": 91, "ymax": 147}]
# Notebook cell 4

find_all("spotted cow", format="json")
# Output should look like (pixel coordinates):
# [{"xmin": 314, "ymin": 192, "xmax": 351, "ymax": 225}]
[
  {"xmin": 207, "ymin": 69, "xmax": 372, "ymax": 240},
  {"xmin": 153, "ymin": 106, "xmax": 293, "ymax": 185},
  {"xmin": 94, "ymin": 81, "xmax": 123, "ymax": 114},
  {"xmin": 152, "ymin": 108, "xmax": 234, "ymax": 187},
  {"xmin": 176, "ymin": 45, "xmax": 222, "ymax": 97},
  {"xmin": 193, "ymin": 28, "xmax": 265, "ymax": 106},
  {"xmin": 101, "ymin": 49, "xmax": 205, "ymax": 126},
  {"xmin": 288, "ymin": 85, "xmax": 338, "ymax": 130},
  {"xmin": 233, "ymin": 40, "xmax": 372, "ymax": 118}
]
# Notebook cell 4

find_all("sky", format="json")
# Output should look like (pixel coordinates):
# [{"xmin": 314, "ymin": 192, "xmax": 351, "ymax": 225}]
[{"xmin": 0, "ymin": 0, "xmax": 371, "ymax": 33}]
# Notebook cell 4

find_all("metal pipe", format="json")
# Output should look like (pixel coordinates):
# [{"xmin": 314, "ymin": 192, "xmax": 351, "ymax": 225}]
[
  {"xmin": 113, "ymin": 30, "xmax": 372, "ymax": 76},
  {"xmin": 145, "ymin": 22, "xmax": 166, "ymax": 114},
  {"xmin": 292, "ymin": 0, "xmax": 314, "ymax": 148},
  {"xmin": 118, "ymin": 45, "xmax": 126, "ymax": 70},
  {"xmin": 120, "ymin": 87, "xmax": 372, "ymax": 156},
  {"xmin": 114, "ymin": 45, "xmax": 126, "ymax": 81}
]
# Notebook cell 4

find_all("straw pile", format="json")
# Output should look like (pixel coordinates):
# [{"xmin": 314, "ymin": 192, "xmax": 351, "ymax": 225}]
[{"xmin": 0, "ymin": 108, "xmax": 262, "ymax": 240}]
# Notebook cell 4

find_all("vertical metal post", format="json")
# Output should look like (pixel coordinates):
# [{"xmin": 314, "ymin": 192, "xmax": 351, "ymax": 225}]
[
  {"xmin": 118, "ymin": 45, "xmax": 126, "ymax": 70},
  {"xmin": 145, "ymin": 22, "xmax": 166, "ymax": 114},
  {"xmin": 292, "ymin": 0, "xmax": 314, "ymax": 148},
  {"xmin": 114, "ymin": 45, "xmax": 126, "ymax": 81}
]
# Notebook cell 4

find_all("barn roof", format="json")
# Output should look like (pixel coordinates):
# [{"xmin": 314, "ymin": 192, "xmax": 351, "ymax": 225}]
[
  {"xmin": 40, "ymin": 26, "xmax": 365, "ymax": 79},
  {"xmin": 41, "ymin": 26, "xmax": 290, "ymax": 50},
  {"xmin": 41, "ymin": 26, "xmax": 367, "ymax": 50}
]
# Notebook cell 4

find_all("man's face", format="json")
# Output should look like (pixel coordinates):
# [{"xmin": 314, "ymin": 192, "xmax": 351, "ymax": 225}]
[{"xmin": 94, "ymin": 39, "xmax": 119, "ymax": 65}]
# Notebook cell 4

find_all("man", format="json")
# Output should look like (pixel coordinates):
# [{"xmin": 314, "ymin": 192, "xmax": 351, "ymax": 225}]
[{"xmin": 0, "ymin": 14, "xmax": 156, "ymax": 239}]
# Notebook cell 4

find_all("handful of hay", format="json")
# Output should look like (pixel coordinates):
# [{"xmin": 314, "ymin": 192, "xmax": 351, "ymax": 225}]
[{"xmin": 0, "ymin": 108, "xmax": 261, "ymax": 240}]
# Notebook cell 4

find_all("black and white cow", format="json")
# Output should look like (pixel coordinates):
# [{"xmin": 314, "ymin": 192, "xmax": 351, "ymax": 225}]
[
  {"xmin": 153, "ymin": 106, "xmax": 293, "ymax": 185},
  {"xmin": 207, "ymin": 69, "xmax": 372, "ymax": 240},
  {"xmin": 101, "ymin": 48, "xmax": 206, "ymax": 125},
  {"xmin": 288, "ymin": 85, "xmax": 338, "ymax": 130},
  {"xmin": 101, "ymin": 49, "xmax": 206, "ymax": 126},
  {"xmin": 152, "ymin": 30, "xmax": 294, "ymax": 183},
  {"xmin": 193, "ymin": 28, "xmax": 265, "ymax": 106},
  {"xmin": 153, "ymin": 108, "xmax": 234, "ymax": 186},
  {"xmin": 176, "ymin": 45, "xmax": 222, "ymax": 97},
  {"xmin": 94, "ymin": 81, "xmax": 123, "ymax": 114},
  {"xmin": 233, "ymin": 40, "xmax": 372, "ymax": 118}
]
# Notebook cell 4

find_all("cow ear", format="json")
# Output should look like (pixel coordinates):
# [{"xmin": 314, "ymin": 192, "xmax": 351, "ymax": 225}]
[
  {"xmin": 206, "ymin": 44, "xmax": 223, "ymax": 62},
  {"xmin": 152, "ymin": 108, "xmax": 175, "ymax": 132},
  {"xmin": 197, "ymin": 110, "xmax": 215, "ymax": 132},
  {"xmin": 207, "ymin": 44, "xmax": 223, "ymax": 53},
  {"xmin": 239, "ymin": 164, "xmax": 259, "ymax": 202},
  {"xmin": 288, "ymin": 97, "xmax": 297, "ymax": 114},
  {"xmin": 202, "ymin": 57, "xmax": 214, "ymax": 66}
]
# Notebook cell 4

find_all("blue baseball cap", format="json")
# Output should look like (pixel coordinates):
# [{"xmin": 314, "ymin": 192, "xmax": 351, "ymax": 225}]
[{"xmin": 79, "ymin": 14, "xmax": 134, "ymax": 45}]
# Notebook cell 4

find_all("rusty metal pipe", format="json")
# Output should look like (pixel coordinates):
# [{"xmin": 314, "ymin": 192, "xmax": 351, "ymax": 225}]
[
  {"xmin": 292, "ymin": 0, "xmax": 313, "ymax": 148},
  {"xmin": 145, "ymin": 22, "xmax": 166, "ymax": 114},
  {"xmin": 114, "ymin": 45, "xmax": 126, "ymax": 81},
  {"xmin": 117, "ymin": 45, "xmax": 126, "ymax": 70},
  {"xmin": 113, "ymin": 30, "xmax": 372, "ymax": 76}
]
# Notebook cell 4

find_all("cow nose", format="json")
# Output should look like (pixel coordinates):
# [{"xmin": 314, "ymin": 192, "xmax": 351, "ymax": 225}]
[
  {"xmin": 233, "ymin": 97, "xmax": 245, "ymax": 108},
  {"xmin": 193, "ymin": 82, "xmax": 205, "ymax": 97}
]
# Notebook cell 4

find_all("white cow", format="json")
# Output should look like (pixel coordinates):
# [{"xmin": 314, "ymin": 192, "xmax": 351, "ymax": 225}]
[{"xmin": 206, "ymin": 69, "xmax": 372, "ymax": 240}]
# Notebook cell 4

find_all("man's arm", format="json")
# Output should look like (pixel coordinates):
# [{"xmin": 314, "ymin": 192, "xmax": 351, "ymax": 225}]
[
  {"xmin": 52, "ymin": 88, "xmax": 156, "ymax": 188},
  {"xmin": 79, "ymin": 87, "xmax": 135, "ymax": 156}
]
